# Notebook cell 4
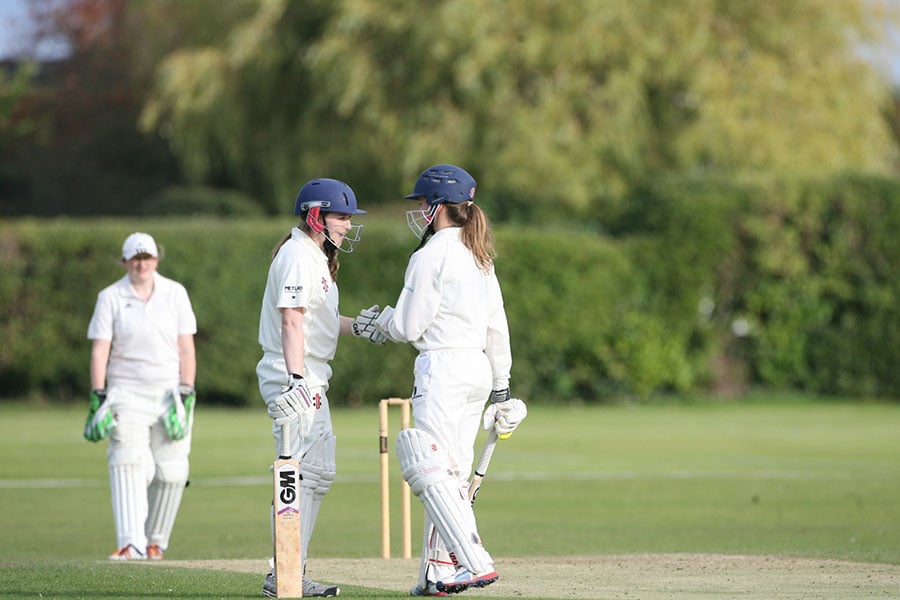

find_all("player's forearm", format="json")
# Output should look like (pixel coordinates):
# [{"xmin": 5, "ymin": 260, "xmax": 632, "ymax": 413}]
[
  {"xmin": 177, "ymin": 334, "xmax": 196, "ymax": 387},
  {"xmin": 338, "ymin": 315, "xmax": 354, "ymax": 336},
  {"xmin": 89, "ymin": 339, "xmax": 111, "ymax": 389},
  {"xmin": 485, "ymin": 328, "xmax": 512, "ymax": 390}
]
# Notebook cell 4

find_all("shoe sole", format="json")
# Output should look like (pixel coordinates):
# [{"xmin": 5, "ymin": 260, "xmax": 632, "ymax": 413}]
[
  {"xmin": 410, "ymin": 587, "xmax": 449, "ymax": 597},
  {"xmin": 108, "ymin": 545, "xmax": 146, "ymax": 561},
  {"xmin": 436, "ymin": 572, "xmax": 498, "ymax": 594},
  {"xmin": 306, "ymin": 588, "xmax": 340, "ymax": 598},
  {"xmin": 264, "ymin": 582, "xmax": 339, "ymax": 598}
]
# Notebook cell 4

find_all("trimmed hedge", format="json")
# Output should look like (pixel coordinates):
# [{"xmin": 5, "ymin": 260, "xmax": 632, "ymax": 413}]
[
  {"xmin": 0, "ymin": 217, "xmax": 697, "ymax": 405},
  {"xmin": 1, "ymin": 173, "xmax": 898, "ymax": 404},
  {"xmin": 619, "ymin": 173, "xmax": 900, "ymax": 398}
]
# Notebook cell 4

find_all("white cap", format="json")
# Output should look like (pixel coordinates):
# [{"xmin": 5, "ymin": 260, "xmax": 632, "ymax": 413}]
[{"xmin": 122, "ymin": 232, "xmax": 158, "ymax": 260}]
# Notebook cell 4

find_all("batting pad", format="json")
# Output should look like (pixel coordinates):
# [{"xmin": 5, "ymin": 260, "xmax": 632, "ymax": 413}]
[
  {"xmin": 300, "ymin": 433, "xmax": 336, "ymax": 561},
  {"xmin": 396, "ymin": 428, "xmax": 493, "ymax": 574}
]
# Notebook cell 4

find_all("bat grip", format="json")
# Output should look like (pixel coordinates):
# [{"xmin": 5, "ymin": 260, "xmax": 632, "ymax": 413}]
[
  {"xmin": 468, "ymin": 429, "xmax": 500, "ymax": 504},
  {"xmin": 280, "ymin": 421, "xmax": 292, "ymax": 458},
  {"xmin": 475, "ymin": 429, "xmax": 499, "ymax": 473}
]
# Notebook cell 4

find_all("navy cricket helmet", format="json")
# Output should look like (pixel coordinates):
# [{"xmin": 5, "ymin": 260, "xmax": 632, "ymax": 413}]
[
  {"xmin": 293, "ymin": 178, "xmax": 366, "ymax": 253},
  {"xmin": 294, "ymin": 178, "xmax": 366, "ymax": 216},
  {"xmin": 404, "ymin": 164, "xmax": 476, "ymax": 207}
]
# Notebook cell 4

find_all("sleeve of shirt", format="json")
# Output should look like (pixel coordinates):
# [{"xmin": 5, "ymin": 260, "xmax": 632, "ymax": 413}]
[
  {"xmin": 384, "ymin": 249, "xmax": 443, "ymax": 343},
  {"xmin": 175, "ymin": 283, "xmax": 198, "ymax": 335},
  {"xmin": 484, "ymin": 270, "xmax": 512, "ymax": 390},
  {"xmin": 275, "ymin": 248, "xmax": 313, "ymax": 311},
  {"xmin": 86, "ymin": 290, "xmax": 113, "ymax": 341}
]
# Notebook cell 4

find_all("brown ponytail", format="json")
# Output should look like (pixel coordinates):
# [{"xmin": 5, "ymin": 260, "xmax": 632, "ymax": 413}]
[{"xmin": 443, "ymin": 202, "xmax": 496, "ymax": 271}]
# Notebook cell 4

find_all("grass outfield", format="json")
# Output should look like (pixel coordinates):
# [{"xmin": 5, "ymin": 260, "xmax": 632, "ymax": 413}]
[{"xmin": 0, "ymin": 399, "xmax": 898, "ymax": 598}]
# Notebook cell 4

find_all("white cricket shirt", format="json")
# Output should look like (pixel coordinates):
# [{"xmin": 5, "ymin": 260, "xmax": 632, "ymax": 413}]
[
  {"xmin": 381, "ymin": 227, "xmax": 512, "ymax": 390},
  {"xmin": 257, "ymin": 228, "xmax": 340, "ymax": 388},
  {"xmin": 87, "ymin": 272, "xmax": 197, "ymax": 388}
]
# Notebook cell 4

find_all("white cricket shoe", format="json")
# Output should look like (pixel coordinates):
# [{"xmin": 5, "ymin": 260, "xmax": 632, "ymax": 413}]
[
  {"xmin": 108, "ymin": 544, "xmax": 146, "ymax": 561},
  {"xmin": 436, "ymin": 567, "xmax": 498, "ymax": 594}
]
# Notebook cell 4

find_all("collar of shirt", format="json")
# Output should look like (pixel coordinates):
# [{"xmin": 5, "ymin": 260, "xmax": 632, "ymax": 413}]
[
  {"xmin": 291, "ymin": 227, "xmax": 327, "ymax": 263},
  {"xmin": 427, "ymin": 226, "xmax": 462, "ymax": 243},
  {"xmin": 115, "ymin": 272, "xmax": 158, "ymax": 300}
]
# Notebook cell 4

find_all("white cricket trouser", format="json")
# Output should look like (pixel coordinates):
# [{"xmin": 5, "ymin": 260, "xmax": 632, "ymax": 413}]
[
  {"xmin": 409, "ymin": 349, "xmax": 492, "ymax": 586},
  {"xmin": 256, "ymin": 352, "xmax": 335, "ymax": 458},
  {"xmin": 257, "ymin": 352, "xmax": 337, "ymax": 566}
]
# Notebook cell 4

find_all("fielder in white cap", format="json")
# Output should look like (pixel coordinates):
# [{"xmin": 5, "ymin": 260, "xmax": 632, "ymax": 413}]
[
  {"xmin": 84, "ymin": 231, "xmax": 198, "ymax": 561},
  {"xmin": 121, "ymin": 232, "xmax": 158, "ymax": 260}
]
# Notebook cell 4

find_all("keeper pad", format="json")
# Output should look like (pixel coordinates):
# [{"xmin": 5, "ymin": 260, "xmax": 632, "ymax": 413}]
[
  {"xmin": 110, "ymin": 463, "xmax": 148, "ymax": 550},
  {"xmin": 396, "ymin": 428, "xmax": 492, "ymax": 574},
  {"xmin": 146, "ymin": 479, "xmax": 186, "ymax": 549}
]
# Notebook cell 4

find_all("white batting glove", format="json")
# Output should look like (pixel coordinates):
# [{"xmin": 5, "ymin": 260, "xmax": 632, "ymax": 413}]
[
  {"xmin": 373, "ymin": 305, "xmax": 395, "ymax": 340},
  {"xmin": 268, "ymin": 374, "xmax": 313, "ymax": 426},
  {"xmin": 352, "ymin": 304, "xmax": 387, "ymax": 345},
  {"xmin": 482, "ymin": 393, "xmax": 527, "ymax": 440}
]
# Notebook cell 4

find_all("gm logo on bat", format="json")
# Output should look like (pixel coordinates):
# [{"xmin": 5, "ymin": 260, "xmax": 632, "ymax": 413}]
[{"xmin": 276, "ymin": 466, "xmax": 300, "ymax": 515}]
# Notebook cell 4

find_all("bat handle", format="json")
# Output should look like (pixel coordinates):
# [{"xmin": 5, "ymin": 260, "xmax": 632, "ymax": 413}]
[
  {"xmin": 280, "ymin": 421, "xmax": 292, "ymax": 458},
  {"xmin": 468, "ymin": 429, "xmax": 499, "ymax": 505}
]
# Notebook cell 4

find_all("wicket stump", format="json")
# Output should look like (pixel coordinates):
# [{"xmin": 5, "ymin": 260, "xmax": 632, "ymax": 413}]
[{"xmin": 379, "ymin": 397, "xmax": 412, "ymax": 559}]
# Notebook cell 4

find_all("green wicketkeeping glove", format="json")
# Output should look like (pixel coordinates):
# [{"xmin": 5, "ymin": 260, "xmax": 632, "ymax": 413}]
[
  {"xmin": 163, "ymin": 385, "xmax": 196, "ymax": 440},
  {"xmin": 84, "ymin": 389, "xmax": 115, "ymax": 442}
]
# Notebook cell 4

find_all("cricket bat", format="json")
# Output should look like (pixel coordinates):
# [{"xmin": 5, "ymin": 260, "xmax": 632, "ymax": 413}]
[
  {"xmin": 468, "ymin": 429, "xmax": 499, "ymax": 506},
  {"xmin": 273, "ymin": 421, "xmax": 303, "ymax": 597}
]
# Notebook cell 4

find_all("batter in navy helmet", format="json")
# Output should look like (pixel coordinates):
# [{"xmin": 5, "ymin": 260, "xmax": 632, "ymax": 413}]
[{"xmin": 357, "ymin": 164, "xmax": 527, "ymax": 596}]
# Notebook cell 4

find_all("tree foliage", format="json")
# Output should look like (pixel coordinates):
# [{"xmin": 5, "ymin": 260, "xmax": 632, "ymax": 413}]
[
  {"xmin": 140, "ymin": 0, "xmax": 900, "ymax": 219},
  {"xmin": 0, "ymin": 0, "xmax": 256, "ymax": 216}
]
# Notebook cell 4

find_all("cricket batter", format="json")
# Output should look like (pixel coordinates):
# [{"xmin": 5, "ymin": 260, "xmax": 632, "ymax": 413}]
[
  {"xmin": 257, "ymin": 178, "xmax": 382, "ymax": 597},
  {"xmin": 84, "ymin": 232, "xmax": 197, "ymax": 561},
  {"xmin": 360, "ymin": 164, "xmax": 527, "ymax": 596}
]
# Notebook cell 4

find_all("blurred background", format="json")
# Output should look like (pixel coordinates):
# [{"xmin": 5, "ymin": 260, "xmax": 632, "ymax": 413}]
[{"xmin": 1, "ymin": 0, "xmax": 898, "ymax": 405}]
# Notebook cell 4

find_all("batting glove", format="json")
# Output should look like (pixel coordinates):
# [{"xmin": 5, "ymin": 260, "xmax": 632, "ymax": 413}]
[
  {"xmin": 373, "ymin": 305, "xmax": 398, "ymax": 340},
  {"xmin": 352, "ymin": 304, "xmax": 387, "ymax": 345},
  {"xmin": 268, "ymin": 373, "xmax": 313, "ymax": 426},
  {"xmin": 483, "ymin": 394, "xmax": 527, "ymax": 440},
  {"xmin": 163, "ymin": 384, "xmax": 196, "ymax": 440},
  {"xmin": 84, "ymin": 389, "xmax": 115, "ymax": 442}
]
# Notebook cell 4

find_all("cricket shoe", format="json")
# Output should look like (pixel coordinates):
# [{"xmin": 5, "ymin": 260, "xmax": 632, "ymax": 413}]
[
  {"xmin": 263, "ymin": 571, "xmax": 341, "ymax": 598},
  {"xmin": 436, "ymin": 567, "xmax": 498, "ymax": 595},
  {"xmin": 146, "ymin": 545, "xmax": 164, "ymax": 560},
  {"xmin": 262, "ymin": 571, "xmax": 275, "ymax": 598},
  {"xmin": 108, "ymin": 544, "xmax": 146, "ymax": 561},
  {"xmin": 410, "ymin": 582, "xmax": 449, "ymax": 597}
]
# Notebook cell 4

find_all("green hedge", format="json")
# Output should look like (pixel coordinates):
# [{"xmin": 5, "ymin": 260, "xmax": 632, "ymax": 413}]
[
  {"xmin": 1, "ymin": 173, "xmax": 898, "ymax": 405},
  {"xmin": 619, "ymin": 173, "xmax": 900, "ymax": 398},
  {"xmin": 0, "ymin": 217, "xmax": 698, "ymax": 405}
]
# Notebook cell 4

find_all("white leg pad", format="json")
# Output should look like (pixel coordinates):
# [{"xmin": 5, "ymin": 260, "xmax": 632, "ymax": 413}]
[
  {"xmin": 110, "ymin": 463, "xmax": 148, "ymax": 550},
  {"xmin": 300, "ymin": 434, "xmax": 336, "ymax": 561},
  {"xmin": 397, "ymin": 428, "xmax": 492, "ymax": 574},
  {"xmin": 146, "ymin": 480, "xmax": 185, "ymax": 549}
]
